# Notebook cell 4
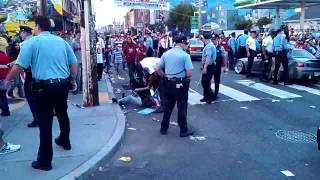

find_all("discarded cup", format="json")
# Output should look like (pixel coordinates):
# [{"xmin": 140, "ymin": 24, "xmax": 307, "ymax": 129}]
[{"xmin": 119, "ymin": 156, "xmax": 132, "ymax": 163}]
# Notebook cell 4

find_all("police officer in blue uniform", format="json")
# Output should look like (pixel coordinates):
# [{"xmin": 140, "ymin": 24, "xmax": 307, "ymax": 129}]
[
  {"xmin": 5, "ymin": 16, "xmax": 78, "ymax": 171},
  {"xmin": 200, "ymin": 33, "xmax": 216, "ymax": 104},
  {"xmin": 156, "ymin": 35, "xmax": 194, "ymax": 138},
  {"xmin": 237, "ymin": 30, "xmax": 249, "ymax": 58},
  {"xmin": 212, "ymin": 34, "xmax": 226, "ymax": 98},
  {"xmin": 273, "ymin": 28, "xmax": 290, "ymax": 85},
  {"xmin": 19, "ymin": 26, "xmax": 38, "ymax": 128}
]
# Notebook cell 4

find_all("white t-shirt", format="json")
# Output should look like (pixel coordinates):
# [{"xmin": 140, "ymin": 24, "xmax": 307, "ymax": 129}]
[
  {"xmin": 262, "ymin": 36, "xmax": 273, "ymax": 53},
  {"xmin": 96, "ymin": 37, "xmax": 105, "ymax": 63},
  {"xmin": 246, "ymin": 36, "xmax": 256, "ymax": 51}
]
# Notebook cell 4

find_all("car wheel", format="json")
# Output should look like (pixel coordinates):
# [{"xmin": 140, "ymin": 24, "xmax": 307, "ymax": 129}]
[{"xmin": 235, "ymin": 60, "xmax": 245, "ymax": 74}]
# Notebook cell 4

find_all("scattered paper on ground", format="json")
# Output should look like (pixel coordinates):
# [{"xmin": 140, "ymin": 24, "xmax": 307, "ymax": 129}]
[
  {"xmin": 272, "ymin": 99, "xmax": 280, "ymax": 102},
  {"xmin": 190, "ymin": 136, "xmax": 207, "ymax": 141},
  {"xmin": 240, "ymin": 107, "xmax": 248, "ymax": 109},
  {"xmin": 71, "ymin": 103, "xmax": 85, "ymax": 109},
  {"xmin": 118, "ymin": 76, "xmax": 125, "ymax": 80},
  {"xmin": 286, "ymin": 100, "xmax": 294, "ymax": 103},
  {"xmin": 152, "ymin": 117, "xmax": 160, "ymax": 122},
  {"xmin": 138, "ymin": 108, "xmax": 156, "ymax": 115},
  {"xmin": 281, "ymin": 170, "xmax": 295, "ymax": 177},
  {"xmin": 115, "ymin": 88, "xmax": 122, "ymax": 94},
  {"xmin": 310, "ymin": 105, "xmax": 317, "ymax": 109},
  {"xmin": 119, "ymin": 156, "xmax": 132, "ymax": 163},
  {"xmin": 98, "ymin": 166, "xmax": 103, "ymax": 171},
  {"xmin": 128, "ymin": 128, "xmax": 137, "ymax": 131}
]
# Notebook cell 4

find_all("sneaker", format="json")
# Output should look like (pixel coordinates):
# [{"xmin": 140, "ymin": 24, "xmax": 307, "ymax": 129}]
[{"xmin": 0, "ymin": 142, "xmax": 21, "ymax": 155}]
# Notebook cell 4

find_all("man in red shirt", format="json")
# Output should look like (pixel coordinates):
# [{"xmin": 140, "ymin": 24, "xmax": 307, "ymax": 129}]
[
  {"xmin": 123, "ymin": 36, "xmax": 137, "ymax": 84},
  {"xmin": 220, "ymin": 33, "xmax": 231, "ymax": 71},
  {"xmin": 0, "ymin": 45, "xmax": 21, "ymax": 155}
]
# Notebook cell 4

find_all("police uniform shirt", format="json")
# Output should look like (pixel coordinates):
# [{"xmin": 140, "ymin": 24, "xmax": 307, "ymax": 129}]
[
  {"xmin": 228, "ymin": 37, "xmax": 237, "ymax": 53},
  {"xmin": 159, "ymin": 46, "xmax": 193, "ymax": 78},
  {"xmin": 202, "ymin": 41, "xmax": 216, "ymax": 65},
  {"xmin": 273, "ymin": 34, "xmax": 286, "ymax": 52},
  {"xmin": 246, "ymin": 36, "xmax": 256, "ymax": 51},
  {"xmin": 16, "ymin": 31, "xmax": 77, "ymax": 80},
  {"xmin": 262, "ymin": 35, "xmax": 273, "ymax": 53},
  {"xmin": 237, "ymin": 34, "xmax": 248, "ymax": 47}
]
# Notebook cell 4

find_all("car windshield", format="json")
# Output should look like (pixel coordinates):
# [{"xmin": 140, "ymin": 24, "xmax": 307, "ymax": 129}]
[
  {"xmin": 189, "ymin": 39, "xmax": 204, "ymax": 46},
  {"xmin": 291, "ymin": 49, "xmax": 315, "ymax": 59}
]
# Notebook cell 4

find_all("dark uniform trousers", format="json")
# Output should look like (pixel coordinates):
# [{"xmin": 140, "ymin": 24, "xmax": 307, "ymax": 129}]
[
  {"xmin": 274, "ymin": 50, "xmax": 289, "ymax": 83},
  {"xmin": 260, "ymin": 52, "xmax": 273, "ymax": 80},
  {"xmin": 238, "ymin": 46, "xmax": 247, "ymax": 59},
  {"xmin": 33, "ymin": 79, "xmax": 70, "ymax": 166},
  {"xmin": 24, "ymin": 69, "xmax": 37, "ymax": 121},
  {"xmin": 161, "ymin": 78, "xmax": 190, "ymax": 133},
  {"xmin": 214, "ymin": 56, "xmax": 223, "ymax": 96},
  {"xmin": 246, "ymin": 49, "xmax": 256, "ymax": 76},
  {"xmin": 201, "ymin": 64, "xmax": 215, "ymax": 100}
]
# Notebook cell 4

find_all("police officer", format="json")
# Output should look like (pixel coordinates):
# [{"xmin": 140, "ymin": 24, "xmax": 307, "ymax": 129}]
[
  {"xmin": 19, "ymin": 26, "xmax": 38, "ymax": 128},
  {"xmin": 246, "ymin": 30, "xmax": 257, "ymax": 78},
  {"xmin": 212, "ymin": 34, "xmax": 226, "ymax": 98},
  {"xmin": 156, "ymin": 35, "xmax": 194, "ymax": 138},
  {"xmin": 237, "ymin": 30, "xmax": 249, "ymax": 58},
  {"xmin": 260, "ymin": 30, "xmax": 274, "ymax": 81},
  {"xmin": 273, "ymin": 28, "xmax": 290, "ymax": 85},
  {"xmin": 5, "ymin": 16, "xmax": 77, "ymax": 171},
  {"xmin": 200, "ymin": 33, "xmax": 216, "ymax": 104}
]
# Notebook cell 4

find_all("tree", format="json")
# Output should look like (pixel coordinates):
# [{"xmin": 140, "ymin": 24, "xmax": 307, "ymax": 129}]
[
  {"xmin": 235, "ymin": 19, "xmax": 253, "ymax": 30},
  {"xmin": 256, "ymin": 17, "xmax": 272, "ymax": 29},
  {"xmin": 166, "ymin": 3, "xmax": 195, "ymax": 31}
]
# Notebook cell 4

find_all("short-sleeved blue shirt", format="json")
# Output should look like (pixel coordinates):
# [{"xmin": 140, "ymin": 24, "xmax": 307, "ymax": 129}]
[
  {"xmin": 202, "ymin": 41, "xmax": 216, "ymax": 65},
  {"xmin": 237, "ymin": 34, "xmax": 248, "ymax": 48},
  {"xmin": 159, "ymin": 46, "xmax": 193, "ymax": 78},
  {"xmin": 16, "ymin": 31, "xmax": 77, "ymax": 80}
]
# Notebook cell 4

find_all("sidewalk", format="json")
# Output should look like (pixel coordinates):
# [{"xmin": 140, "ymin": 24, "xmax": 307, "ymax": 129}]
[{"xmin": 0, "ymin": 79, "xmax": 126, "ymax": 180}]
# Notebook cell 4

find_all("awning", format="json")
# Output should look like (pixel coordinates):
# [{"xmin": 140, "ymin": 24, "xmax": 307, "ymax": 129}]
[{"xmin": 235, "ymin": 0, "xmax": 320, "ymax": 9}]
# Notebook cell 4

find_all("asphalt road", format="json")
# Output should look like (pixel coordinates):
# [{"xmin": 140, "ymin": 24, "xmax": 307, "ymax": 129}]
[{"xmin": 90, "ymin": 61, "xmax": 320, "ymax": 180}]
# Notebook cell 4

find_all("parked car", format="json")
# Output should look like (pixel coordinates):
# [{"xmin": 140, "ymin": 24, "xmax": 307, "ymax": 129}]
[
  {"xmin": 235, "ymin": 48, "xmax": 320, "ymax": 81},
  {"xmin": 187, "ymin": 38, "xmax": 204, "ymax": 60}
]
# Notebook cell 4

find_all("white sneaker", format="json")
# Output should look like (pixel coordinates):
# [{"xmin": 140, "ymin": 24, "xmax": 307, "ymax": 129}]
[{"xmin": 0, "ymin": 142, "xmax": 21, "ymax": 155}]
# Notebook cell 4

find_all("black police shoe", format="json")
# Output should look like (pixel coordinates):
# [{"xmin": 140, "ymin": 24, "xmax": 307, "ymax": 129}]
[
  {"xmin": 317, "ymin": 128, "xmax": 320, "ymax": 151},
  {"xmin": 31, "ymin": 161, "xmax": 52, "ymax": 171},
  {"xmin": 180, "ymin": 130, "xmax": 194, "ymax": 138},
  {"xmin": 27, "ymin": 121, "xmax": 38, "ymax": 128},
  {"xmin": 160, "ymin": 129, "xmax": 168, "ymax": 135},
  {"xmin": 55, "ymin": 137, "xmax": 71, "ymax": 150}
]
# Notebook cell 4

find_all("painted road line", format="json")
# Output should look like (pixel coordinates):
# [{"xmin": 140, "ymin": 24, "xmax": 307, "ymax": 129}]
[
  {"xmin": 212, "ymin": 84, "xmax": 260, "ymax": 102},
  {"xmin": 287, "ymin": 84, "xmax": 320, "ymax": 96},
  {"xmin": 188, "ymin": 88, "xmax": 205, "ymax": 105},
  {"xmin": 236, "ymin": 80, "xmax": 302, "ymax": 99}
]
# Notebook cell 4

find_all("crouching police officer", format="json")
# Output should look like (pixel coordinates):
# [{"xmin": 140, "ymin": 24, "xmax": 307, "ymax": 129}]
[
  {"xmin": 5, "ymin": 16, "xmax": 77, "ymax": 171},
  {"xmin": 200, "ymin": 33, "xmax": 216, "ymax": 104},
  {"xmin": 156, "ymin": 35, "xmax": 194, "ymax": 138}
]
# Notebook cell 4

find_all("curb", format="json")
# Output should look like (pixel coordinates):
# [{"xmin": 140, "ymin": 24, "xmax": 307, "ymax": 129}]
[{"xmin": 60, "ymin": 77, "xmax": 126, "ymax": 180}]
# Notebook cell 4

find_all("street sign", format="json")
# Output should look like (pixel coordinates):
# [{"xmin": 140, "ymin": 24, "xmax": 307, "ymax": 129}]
[
  {"xmin": 190, "ymin": 16, "xmax": 198, "ymax": 29},
  {"xmin": 114, "ymin": 0, "xmax": 169, "ymax": 10}
]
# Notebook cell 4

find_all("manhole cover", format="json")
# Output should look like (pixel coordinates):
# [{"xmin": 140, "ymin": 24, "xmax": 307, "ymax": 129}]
[{"xmin": 275, "ymin": 130, "xmax": 316, "ymax": 143}]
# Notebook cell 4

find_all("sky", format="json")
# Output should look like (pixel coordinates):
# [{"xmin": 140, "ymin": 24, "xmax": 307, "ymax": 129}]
[{"xmin": 93, "ymin": 0, "xmax": 129, "ymax": 27}]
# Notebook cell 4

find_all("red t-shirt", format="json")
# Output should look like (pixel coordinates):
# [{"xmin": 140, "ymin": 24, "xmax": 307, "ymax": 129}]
[
  {"xmin": 123, "ymin": 43, "xmax": 137, "ymax": 63},
  {"xmin": 136, "ymin": 44, "xmax": 148, "ymax": 62},
  {"xmin": 221, "ymin": 37, "xmax": 231, "ymax": 52},
  {"xmin": 0, "ymin": 52, "xmax": 9, "ymax": 78}
]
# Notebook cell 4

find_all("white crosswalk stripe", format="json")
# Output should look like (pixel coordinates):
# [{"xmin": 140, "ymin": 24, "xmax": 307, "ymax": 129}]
[
  {"xmin": 211, "ymin": 84, "xmax": 260, "ymax": 102},
  {"xmin": 287, "ymin": 84, "xmax": 320, "ymax": 96},
  {"xmin": 236, "ymin": 80, "xmax": 302, "ymax": 99}
]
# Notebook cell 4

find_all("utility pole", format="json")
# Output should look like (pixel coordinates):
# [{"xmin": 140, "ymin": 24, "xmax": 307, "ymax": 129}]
[
  {"xmin": 198, "ymin": 0, "xmax": 202, "ymax": 32},
  {"xmin": 80, "ymin": 0, "xmax": 99, "ymax": 106},
  {"xmin": 39, "ymin": 0, "xmax": 47, "ymax": 16}
]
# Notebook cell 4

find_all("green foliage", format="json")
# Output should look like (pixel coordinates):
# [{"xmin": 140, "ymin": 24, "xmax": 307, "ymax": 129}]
[
  {"xmin": 235, "ymin": 19, "xmax": 253, "ymax": 30},
  {"xmin": 166, "ymin": 3, "xmax": 195, "ymax": 30},
  {"xmin": 256, "ymin": 17, "xmax": 272, "ymax": 29}
]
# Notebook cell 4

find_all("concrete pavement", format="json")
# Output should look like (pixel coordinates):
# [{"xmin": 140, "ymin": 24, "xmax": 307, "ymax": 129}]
[
  {"xmin": 0, "ymin": 79, "xmax": 126, "ymax": 180},
  {"xmin": 91, "ymin": 61, "xmax": 320, "ymax": 180}
]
